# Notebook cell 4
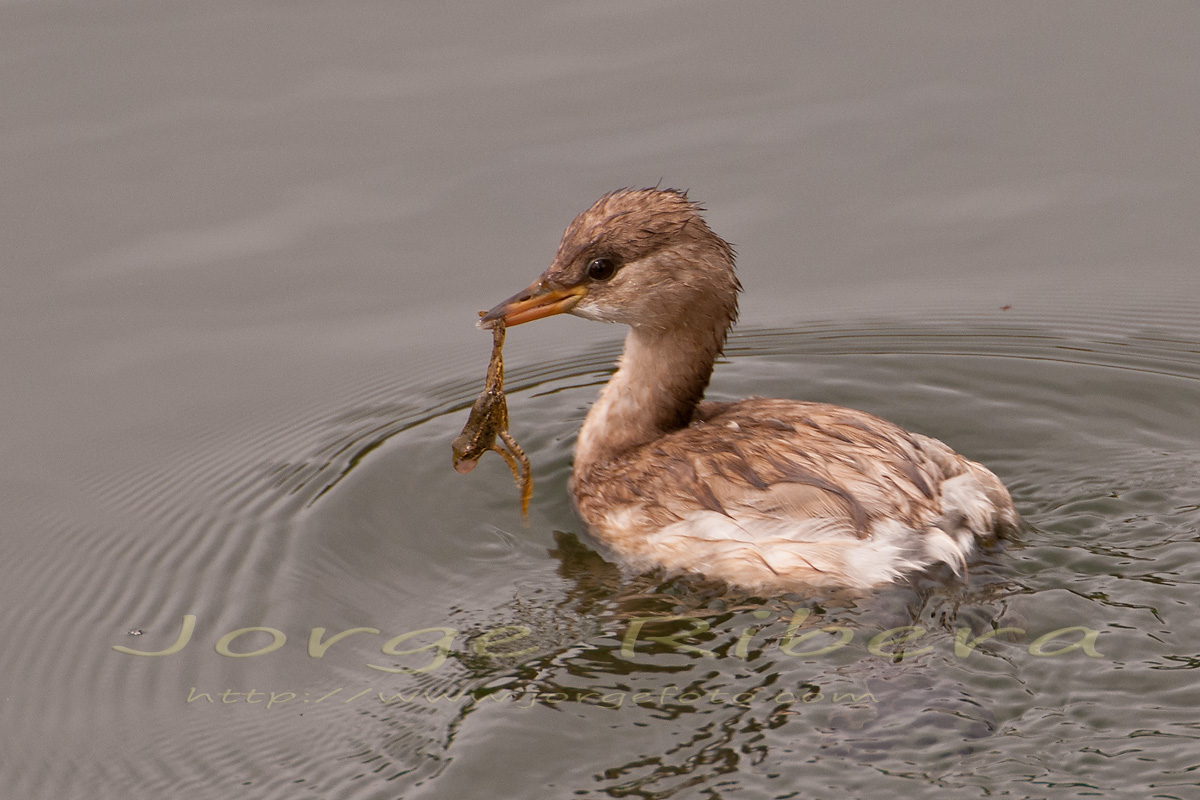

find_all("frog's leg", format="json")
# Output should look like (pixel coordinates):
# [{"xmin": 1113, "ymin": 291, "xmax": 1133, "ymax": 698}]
[
  {"xmin": 489, "ymin": 440, "xmax": 529, "ymax": 519},
  {"xmin": 490, "ymin": 441, "xmax": 521, "ymax": 484},
  {"xmin": 485, "ymin": 324, "xmax": 506, "ymax": 392},
  {"xmin": 497, "ymin": 430, "xmax": 533, "ymax": 518}
]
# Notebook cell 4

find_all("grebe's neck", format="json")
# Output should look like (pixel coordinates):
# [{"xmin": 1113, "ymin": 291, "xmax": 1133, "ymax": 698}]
[{"xmin": 574, "ymin": 318, "xmax": 728, "ymax": 474}]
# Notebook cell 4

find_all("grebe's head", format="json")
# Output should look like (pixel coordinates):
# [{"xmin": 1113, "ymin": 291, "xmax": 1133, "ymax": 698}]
[{"xmin": 482, "ymin": 188, "xmax": 740, "ymax": 334}]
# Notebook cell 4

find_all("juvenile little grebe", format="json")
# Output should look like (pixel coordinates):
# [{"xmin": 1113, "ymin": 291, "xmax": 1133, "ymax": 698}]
[{"xmin": 481, "ymin": 188, "xmax": 1019, "ymax": 590}]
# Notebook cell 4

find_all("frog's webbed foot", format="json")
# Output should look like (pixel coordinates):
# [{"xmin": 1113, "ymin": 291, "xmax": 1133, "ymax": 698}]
[{"xmin": 495, "ymin": 430, "xmax": 533, "ymax": 520}]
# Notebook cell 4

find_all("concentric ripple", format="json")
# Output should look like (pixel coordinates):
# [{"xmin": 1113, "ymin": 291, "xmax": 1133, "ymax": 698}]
[{"xmin": 11, "ymin": 306, "xmax": 1200, "ymax": 799}]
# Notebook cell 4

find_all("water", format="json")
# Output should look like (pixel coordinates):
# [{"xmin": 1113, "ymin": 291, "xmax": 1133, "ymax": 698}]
[{"xmin": 4, "ymin": 2, "xmax": 1200, "ymax": 798}]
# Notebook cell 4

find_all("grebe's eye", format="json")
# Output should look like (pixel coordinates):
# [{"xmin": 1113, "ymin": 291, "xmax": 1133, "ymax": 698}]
[{"xmin": 586, "ymin": 257, "xmax": 619, "ymax": 282}]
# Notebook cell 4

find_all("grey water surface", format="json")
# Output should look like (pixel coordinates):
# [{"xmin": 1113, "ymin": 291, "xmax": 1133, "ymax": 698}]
[{"xmin": 4, "ymin": 2, "xmax": 1200, "ymax": 798}]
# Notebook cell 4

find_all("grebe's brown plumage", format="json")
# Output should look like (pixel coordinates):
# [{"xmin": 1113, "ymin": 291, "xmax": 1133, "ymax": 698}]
[{"xmin": 481, "ymin": 188, "xmax": 1019, "ymax": 590}]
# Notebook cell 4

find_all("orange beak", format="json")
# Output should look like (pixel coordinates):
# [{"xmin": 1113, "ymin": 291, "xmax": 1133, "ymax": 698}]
[{"xmin": 479, "ymin": 279, "xmax": 586, "ymax": 328}]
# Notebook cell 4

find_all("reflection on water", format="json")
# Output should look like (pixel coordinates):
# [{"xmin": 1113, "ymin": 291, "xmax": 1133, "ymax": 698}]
[{"xmin": 11, "ymin": 311, "xmax": 1200, "ymax": 798}]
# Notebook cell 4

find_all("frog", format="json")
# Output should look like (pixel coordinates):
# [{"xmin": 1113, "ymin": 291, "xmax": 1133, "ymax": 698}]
[{"xmin": 452, "ymin": 317, "xmax": 533, "ymax": 518}]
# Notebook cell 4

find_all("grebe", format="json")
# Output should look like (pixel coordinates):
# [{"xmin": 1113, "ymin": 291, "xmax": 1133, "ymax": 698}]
[{"xmin": 480, "ymin": 188, "xmax": 1019, "ymax": 590}]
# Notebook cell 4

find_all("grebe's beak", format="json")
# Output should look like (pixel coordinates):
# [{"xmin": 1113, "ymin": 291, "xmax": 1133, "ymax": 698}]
[{"xmin": 479, "ymin": 279, "xmax": 586, "ymax": 328}]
